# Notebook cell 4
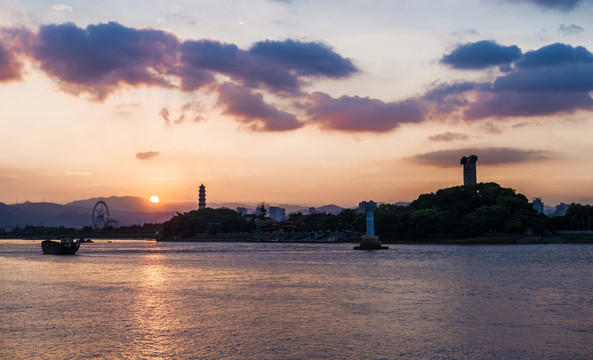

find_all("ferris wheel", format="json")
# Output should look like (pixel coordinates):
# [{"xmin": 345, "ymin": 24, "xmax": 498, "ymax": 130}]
[{"xmin": 92, "ymin": 201, "xmax": 110, "ymax": 229}]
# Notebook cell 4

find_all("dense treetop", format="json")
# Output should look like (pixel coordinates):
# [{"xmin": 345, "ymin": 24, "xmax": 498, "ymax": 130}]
[{"xmin": 157, "ymin": 182, "xmax": 552, "ymax": 240}]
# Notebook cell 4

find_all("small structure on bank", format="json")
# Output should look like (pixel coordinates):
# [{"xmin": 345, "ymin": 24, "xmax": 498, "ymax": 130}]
[
  {"xmin": 354, "ymin": 201, "xmax": 388, "ymax": 250},
  {"xmin": 460, "ymin": 154, "xmax": 478, "ymax": 185},
  {"xmin": 198, "ymin": 184, "xmax": 206, "ymax": 210}
]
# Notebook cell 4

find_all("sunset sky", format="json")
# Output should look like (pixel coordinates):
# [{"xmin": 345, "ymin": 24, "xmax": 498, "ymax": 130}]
[{"xmin": 1, "ymin": 0, "xmax": 593, "ymax": 208}]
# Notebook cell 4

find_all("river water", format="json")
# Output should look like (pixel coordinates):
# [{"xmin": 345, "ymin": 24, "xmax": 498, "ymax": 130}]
[{"xmin": 1, "ymin": 240, "xmax": 592, "ymax": 359}]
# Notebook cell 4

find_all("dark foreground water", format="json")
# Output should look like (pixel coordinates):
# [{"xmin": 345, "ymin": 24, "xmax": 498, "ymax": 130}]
[{"xmin": 1, "ymin": 240, "xmax": 592, "ymax": 359}]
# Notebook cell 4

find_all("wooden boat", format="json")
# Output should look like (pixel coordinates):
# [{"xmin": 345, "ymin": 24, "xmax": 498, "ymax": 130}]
[{"xmin": 41, "ymin": 238, "xmax": 81, "ymax": 255}]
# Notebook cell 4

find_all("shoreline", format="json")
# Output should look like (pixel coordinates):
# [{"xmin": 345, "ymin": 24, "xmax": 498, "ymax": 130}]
[
  {"xmin": 156, "ymin": 233, "xmax": 593, "ymax": 245},
  {"xmin": 5, "ymin": 234, "xmax": 593, "ymax": 245}
]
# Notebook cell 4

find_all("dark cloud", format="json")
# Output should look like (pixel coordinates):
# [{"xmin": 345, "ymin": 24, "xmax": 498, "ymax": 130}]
[
  {"xmin": 135, "ymin": 151, "xmax": 160, "ymax": 160},
  {"xmin": 515, "ymin": 43, "xmax": 593, "ymax": 68},
  {"xmin": 513, "ymin": 0, "xmax": 586, "ymax": 11},
  {"xmin": 441, "ymin": 40, "xmax": 521, "ymax": 70},
  {"xmin": 31, "ymin": 22, "xmax": 180, "ymax": 100},
  {"xmin": 180, "ymin": 40, "xmax": 241, "ymax": 73},
  {"xmin": 0, "ymin": 21, "xmax": 367, "ymax": 133},
  {"xmin": 559, "ymin": 24, "xmax": 584, "ymax": 35},
  {"xmin": 412, "ymin": 147, "xmax": 551, "ymax": 168},
  {"xmin": 433, "ymin": 42, "xmax": 593, "ymax": 120},
  {"xmin": 218, "ymin": 82, "xmax": 303, "ymax": 132},
  {"xmin": 423, "ymin": 82, "xmax": 483, "ymax": 102},
  {"xmin": 176, "ymin": 64, "xmax": 216, "ymax": 92},
  {"xmin": 493, "ymin": 64, "xmax": 593, "ymax": 93},
  {"xmin": 249, "ymin": 39, "xmax": 357, "ymax": 78},
  {"xmin": 428, "ymin": 132, "xmax": 470, "ymax": 142},
  {"xmin": 2, "ymin": 21, "xmax": 358, "ymax": 102},
  {"xmin": 306, "ymin": 92, "xmax": 424, "ymax": 133},
  {"xmin": 422, "ymin": 82, "xmax": 491, "ymax": 119},
  {"xmin": 180, "ymin": 39, "xmax": 357, "ymax": 93}
]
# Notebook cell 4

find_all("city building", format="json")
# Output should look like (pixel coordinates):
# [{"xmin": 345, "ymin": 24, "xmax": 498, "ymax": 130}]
[
  {"xmin": 532, "ymin": 197, "xmax": 544, "ymax": 214},
  {"xmin": 460, "ymin": 155, "xmax": 478, "ymax": 185},
  {"xmin": 198, "ymin": 184, "xmax": 206, "ymax": 210},
  {"xmin": 307, "ymin": 207, "xmax": 327, "ymax": 215},
  {"xmin": 255, "ymin": 206, "xmax": 265, "ymax": 216},
  {"xmin": 236, "ymin": 207, "xmax": 248, "ymax": 216},
  {"xmin": 268, "ymin": 206, "xmax": 286, "ymax": 222},
  {"xmin": 553, "ymin": 203, "xmax": 570, "ymax": 217}
]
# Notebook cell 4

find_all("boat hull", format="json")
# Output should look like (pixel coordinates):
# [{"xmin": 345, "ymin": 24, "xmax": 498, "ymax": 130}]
[{"xmin": 41, "ymin": 240, "xmax": 80, "ymax": 255}]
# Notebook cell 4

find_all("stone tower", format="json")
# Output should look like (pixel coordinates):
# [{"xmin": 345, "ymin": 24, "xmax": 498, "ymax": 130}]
[
  {"xmin": 460, "ymin": 155, "xmax": 478, "ymax": 185},
  {"xmin": 198, "ymin": 184, "xmax": 206, "ymax": 210}
]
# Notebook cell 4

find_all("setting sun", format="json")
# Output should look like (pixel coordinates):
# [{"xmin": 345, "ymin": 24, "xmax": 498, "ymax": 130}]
[{"xmin": 149, "ymin": 195, "xmax": 160, "ymax": 203}]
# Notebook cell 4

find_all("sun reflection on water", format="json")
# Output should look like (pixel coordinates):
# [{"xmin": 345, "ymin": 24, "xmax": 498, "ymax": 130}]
[{"xmin": 126, "ymin": 251, "xmax": 177, "ymax": 359}]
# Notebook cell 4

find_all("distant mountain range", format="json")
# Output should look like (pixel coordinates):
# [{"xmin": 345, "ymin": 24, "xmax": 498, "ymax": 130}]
[{"xmin": 0, "ymin": 196, "xmax": 371, "ymax": 228}]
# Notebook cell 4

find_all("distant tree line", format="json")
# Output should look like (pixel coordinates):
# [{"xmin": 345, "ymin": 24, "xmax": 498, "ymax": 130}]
[
  {"xmin": 550, "ymin": 203, "xmax": 593, "ymax": 231},
  {"xmin": 159, "ymin": 182, "xmax": 556, "ymax": 241},
  {"xmin": 0, "ymin": 223, "xmax": 162, "ymax": 239},
  {"xmin": 160, "ymin": 208, "xmax": 254, "ymax": 238}
]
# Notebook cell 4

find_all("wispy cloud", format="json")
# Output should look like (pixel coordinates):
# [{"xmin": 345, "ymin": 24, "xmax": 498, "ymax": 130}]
[
  {"xmin": 160, "ymin": 102, "xmax": 206, "ymax": 125},
  {"xmin": 52, "ymin": 4, "xmax": 73, "ymax": 12},
  {"xmin": 559, "ymin": 24, "xmax": 584, "ymax": 35},
  {"xmin": 135, "ymin": 151, "xmax": 160, "ymax": 160},
  {"xmin": 411, "ymin": 147, "xmax": 552, "ymax": 168},
  {"xmin": 428, "ymin": 132, "xmax": 470, "ymax": 142},
  {"xmin": 64, "ymin": 171, "xmax": 93, "ymax": 176}
]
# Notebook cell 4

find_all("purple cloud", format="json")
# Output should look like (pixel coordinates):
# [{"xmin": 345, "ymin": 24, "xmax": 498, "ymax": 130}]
[
  {"xmin": 135, "ymin": 151, "xmax": 160, "ymax": 160},
  {"xmin": 0, "ymin": 41, "xmax": 22, "ymax": 81},
  {"xmin": 412, "ymin": 147, "xmax": 551, "ymax": 168},
  {"xmin": 180, "ymin": 38, "xmax": 357, "ymax": 93},
  {"xmin": 218, "ymin": 82, "xmax": 303, "ymax": 132},
  {"xmin": 441, "ymin": 40, "xmax": 521, "ymax": 70},
  {"xmin": 465, "ymin": 91, "xmax": 593, "ymax": 120},
  {"xmin": 433, "ymin": 42, "xmax": 593, "ymax": 120},
  {"xmin": 31, "ymin": 22, "xmax": 180, "ymax": 99},
  {"xmin": 306, "ymin": 92, "xmax": 424, "ymax": 133},
  {"xmin": 2, "ymin": 21, "xmax": 358, "ymax": 101}
]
